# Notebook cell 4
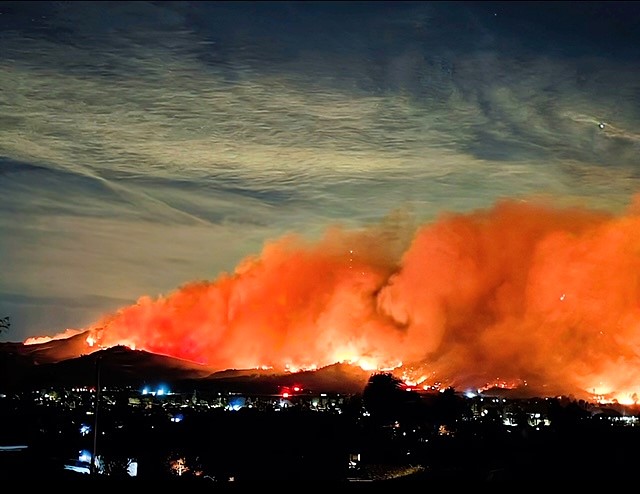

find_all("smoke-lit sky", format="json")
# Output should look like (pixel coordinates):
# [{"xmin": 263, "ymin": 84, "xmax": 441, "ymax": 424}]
[{"xmin": 2, "ymin": 1, "xmax": 640, "ymax": 352}]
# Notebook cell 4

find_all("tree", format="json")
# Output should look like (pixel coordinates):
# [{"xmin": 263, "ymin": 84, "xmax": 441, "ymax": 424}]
[
  {"xmin": 0, "ymin": 316, "xmax": 9, "ymax": 335},
  {"xmin": 429, "ymin": 386, "xmax": 466, "ymax": 425},
  {"xmin": 362, "ymin": 372, "xmax": 421, "ymax": 426}
]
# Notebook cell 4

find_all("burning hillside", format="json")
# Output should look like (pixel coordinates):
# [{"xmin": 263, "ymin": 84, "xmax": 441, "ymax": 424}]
[{"xmin": 23, "ymin": 195, "xmax": 640, "ymax": 404}]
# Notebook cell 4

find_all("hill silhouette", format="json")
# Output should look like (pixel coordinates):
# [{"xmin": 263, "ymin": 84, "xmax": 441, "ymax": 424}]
[{"xmin": 0, "ymin": 336, "xmax": 372, "ymax": 394}]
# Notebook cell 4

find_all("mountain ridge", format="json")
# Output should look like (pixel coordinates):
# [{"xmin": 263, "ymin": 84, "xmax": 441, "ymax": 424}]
[{"xmin": 0, "ymin": 337, "xmax": 373, "ymax": 395}]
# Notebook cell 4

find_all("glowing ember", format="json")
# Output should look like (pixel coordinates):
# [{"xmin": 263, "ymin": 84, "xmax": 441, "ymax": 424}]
[
  {"xmin": 33, "ymin": 195, "xmax": 640, "ymax": 401},
  {"xmin": 24, "ymin": 328, "xmax": 84, "ymax": 345},
  {"xmin": 477, "ymin": 378, "xmax": 525, "ymax": 392}
]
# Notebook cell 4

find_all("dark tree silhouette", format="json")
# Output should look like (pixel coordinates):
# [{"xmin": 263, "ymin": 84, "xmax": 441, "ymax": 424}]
[
  {"xmin": 362, "ymin": 372, "xmax": 421, "ymax": 426},
  {"xmin": 0, "ymin": 316, "xmax": 9, "ymax": 334},
  {"xmin": 429, "ymin": 386, "xmax": 466, "ymax": 425},
  {"xmin": 547, "ymin": 396, "xmax": 590, "ymax": 432}
]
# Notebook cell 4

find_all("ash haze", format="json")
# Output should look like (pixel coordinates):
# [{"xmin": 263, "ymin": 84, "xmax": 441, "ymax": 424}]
[{"xmin": 2, "ymin": 2, "xmax": 640, "ymax": 398}]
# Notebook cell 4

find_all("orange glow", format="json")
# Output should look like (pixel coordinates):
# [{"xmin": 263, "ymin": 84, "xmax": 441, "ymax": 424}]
[
  {"xmin": 36, "ymin": 194, "xmax": 640, "ymax": 401},
  {"xmin": 24, "ymin": 328, "xmax": 84, "ymax": 345}
]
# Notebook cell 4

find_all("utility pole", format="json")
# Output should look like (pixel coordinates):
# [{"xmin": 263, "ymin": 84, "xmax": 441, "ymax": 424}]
[{"xmin": 91, "ymin": 355, "xmax": 101, "ymax": 475}]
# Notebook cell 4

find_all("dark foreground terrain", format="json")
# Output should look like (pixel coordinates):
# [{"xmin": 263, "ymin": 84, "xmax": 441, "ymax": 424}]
[
  {"xmin": 2, "ymin": 389, "xmax": 638, "ymax": 487},
  {"xmin": 1, "ymin": 340, "xmax": 638, "ymax": 487}
]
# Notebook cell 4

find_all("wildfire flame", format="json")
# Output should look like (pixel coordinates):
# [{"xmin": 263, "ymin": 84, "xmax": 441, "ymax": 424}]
[{"xmin": 26, "ymin": 194, "xmax": 640, "ymax": 403}]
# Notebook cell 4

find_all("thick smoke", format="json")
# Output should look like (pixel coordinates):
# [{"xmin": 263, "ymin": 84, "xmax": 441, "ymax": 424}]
[{"xmin": 47, "ymin": 195, "xmax": 640, "ymax": 401}]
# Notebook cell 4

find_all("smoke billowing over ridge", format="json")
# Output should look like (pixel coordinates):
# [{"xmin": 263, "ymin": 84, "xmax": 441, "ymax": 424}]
[{"xmin": 29, "ymin": 195, "xmax": 640, "ymax": 402}]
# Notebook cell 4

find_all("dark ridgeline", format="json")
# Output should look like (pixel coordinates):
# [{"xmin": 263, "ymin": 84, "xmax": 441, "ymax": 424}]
[{"xmin": 0, "ymin": 336, "xmax": 372, "ymax": 393}]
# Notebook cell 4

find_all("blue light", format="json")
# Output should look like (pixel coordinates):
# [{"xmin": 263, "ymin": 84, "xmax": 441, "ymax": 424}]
[
  {"xmin": 78, "ymin": 449, "xmax": 92, "ymax": 463},
  {"xmin": 227, "ymin": 396, "xmax": 246, "ymax": 411}
]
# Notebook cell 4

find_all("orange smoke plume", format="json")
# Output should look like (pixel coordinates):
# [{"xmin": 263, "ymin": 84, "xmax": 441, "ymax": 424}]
[{"xmin": 41, "ymin": 195, "xmax": 640, "ymax": 402}]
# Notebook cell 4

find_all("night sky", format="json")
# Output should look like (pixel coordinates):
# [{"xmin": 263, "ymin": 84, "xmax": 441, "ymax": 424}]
[{"xmin": 2, "ymin": 1, "xmax": 640, "ymax": 346}]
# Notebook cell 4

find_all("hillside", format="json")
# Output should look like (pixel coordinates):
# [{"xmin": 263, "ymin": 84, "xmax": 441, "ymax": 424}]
[{"xmin": 0, "ymin": 337, "xmax": 372, "ymax": 394}]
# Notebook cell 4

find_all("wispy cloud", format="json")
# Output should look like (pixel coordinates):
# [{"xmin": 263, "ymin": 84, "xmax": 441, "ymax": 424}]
[{"xmin": 1, "ymin": 1, "xmax": 639, "ymax": 341}]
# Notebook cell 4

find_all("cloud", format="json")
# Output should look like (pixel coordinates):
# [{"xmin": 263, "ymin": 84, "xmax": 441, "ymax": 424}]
[
  {"xmin": 56, "ymin": 194, "xmax": 640, "ymax": 402},
  {"xmin": 1, "ymin": 1, "xmax": 639, "ymax": 348}
]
